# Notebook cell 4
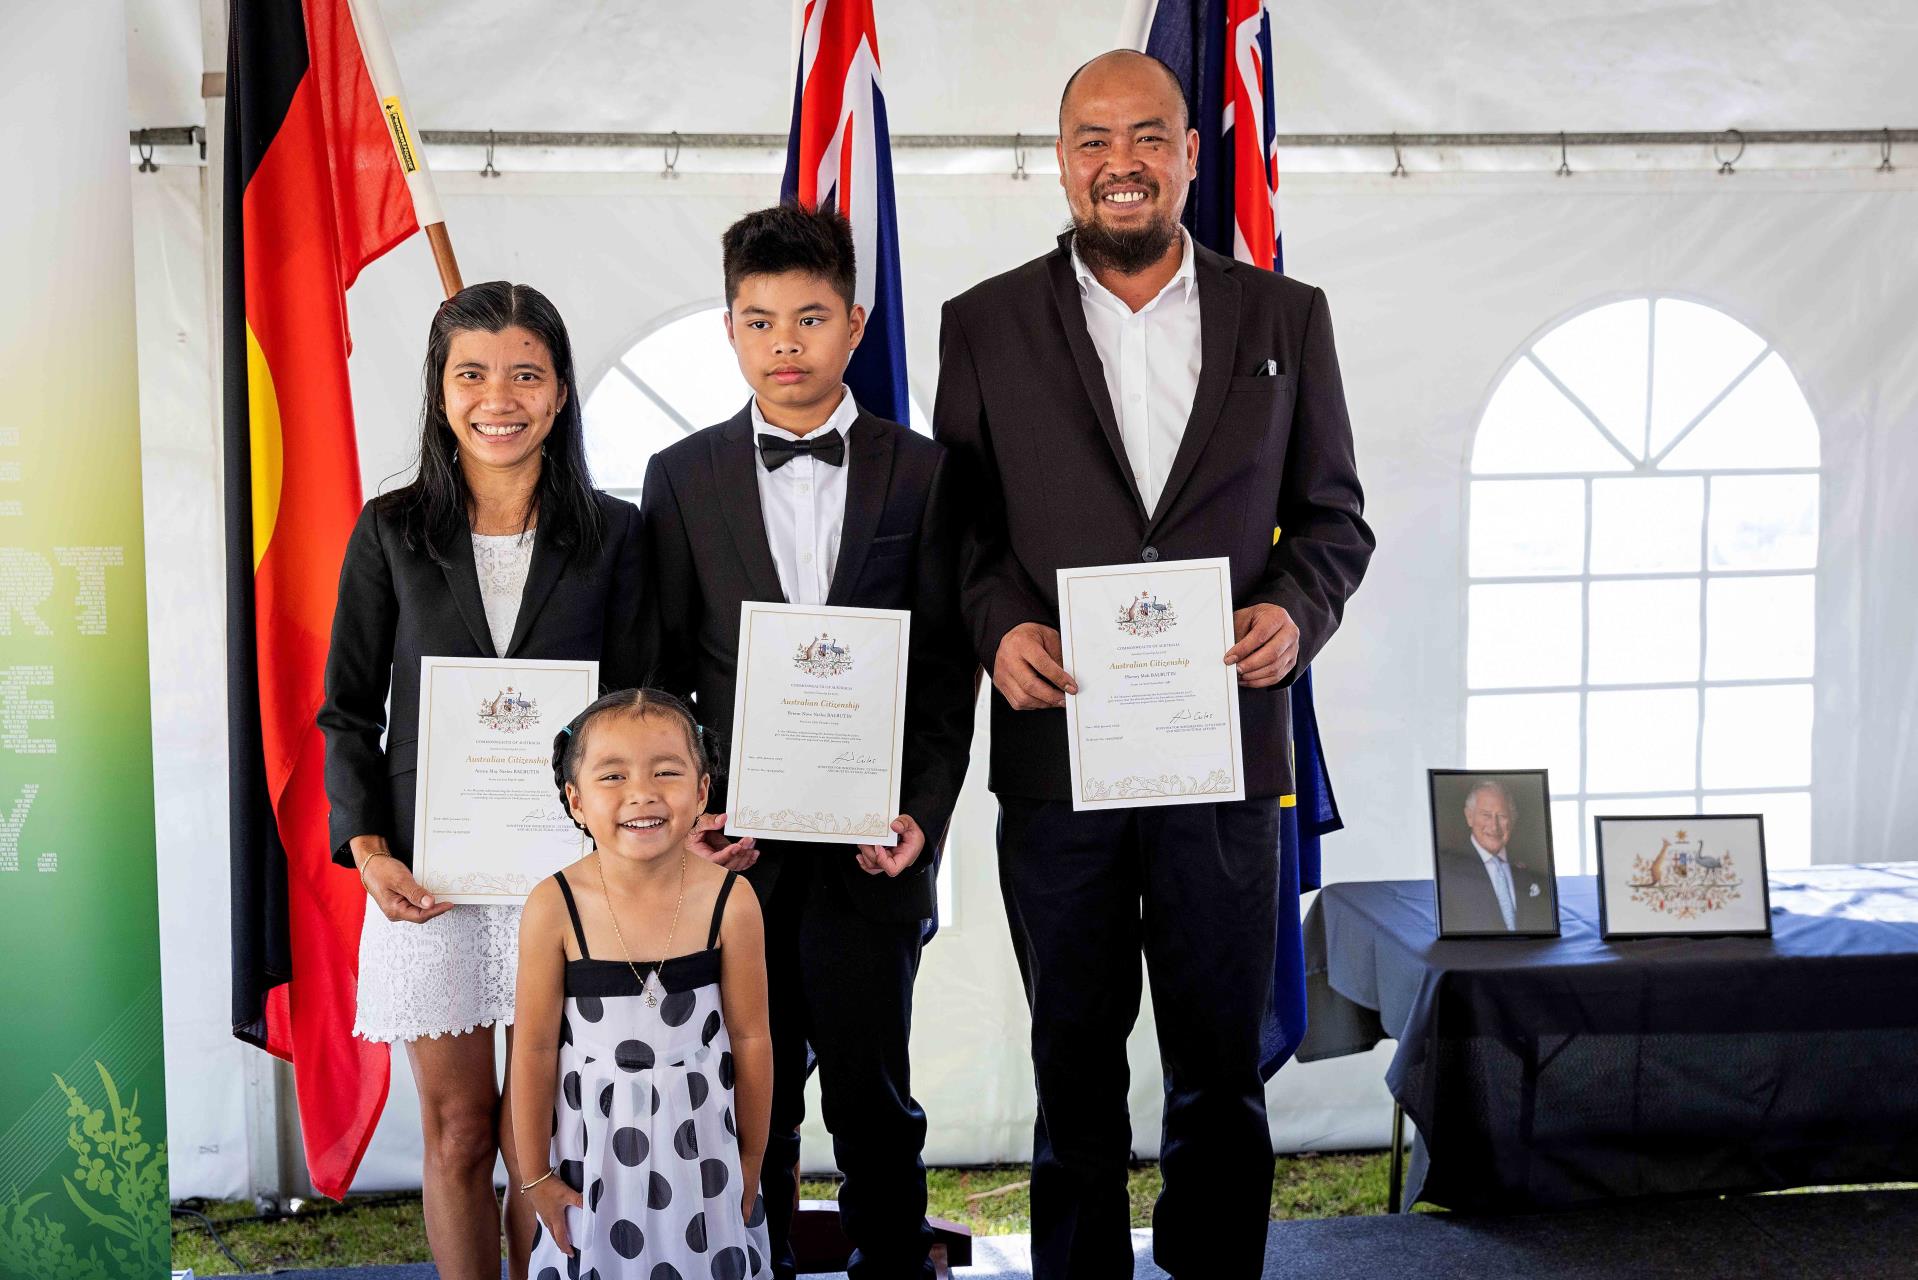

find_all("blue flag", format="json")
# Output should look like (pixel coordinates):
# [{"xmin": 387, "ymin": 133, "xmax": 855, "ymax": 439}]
[
  {"xmin": 779, "ymin": 0, "xmax": 912, "ymax": 427},
  {"xmin": 1146, "ymin": 0, "xmax": 1339, "ymax": 1077}
]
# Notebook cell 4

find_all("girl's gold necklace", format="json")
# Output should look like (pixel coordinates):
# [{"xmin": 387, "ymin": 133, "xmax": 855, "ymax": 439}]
[{"xmin": 594, "ymin": 848, "xmax": 686, "ymax": 1009}]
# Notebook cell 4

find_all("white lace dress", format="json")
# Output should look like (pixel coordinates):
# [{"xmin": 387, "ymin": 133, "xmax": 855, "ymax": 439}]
[{"xmin": 354, "ymin": 531, "xmax": 537, "ymax": 1043}]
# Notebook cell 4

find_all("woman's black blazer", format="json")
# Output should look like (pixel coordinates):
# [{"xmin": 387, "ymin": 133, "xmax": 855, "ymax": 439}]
[{"xmin": 318, "ymin": 490, "xmax": 645, "ymax": 870}]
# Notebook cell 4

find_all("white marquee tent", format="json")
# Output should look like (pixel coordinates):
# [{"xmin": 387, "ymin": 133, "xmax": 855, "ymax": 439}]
[{"xmin": 121, "ymin": 0, "xmax": 1918, "ymax": 1201}]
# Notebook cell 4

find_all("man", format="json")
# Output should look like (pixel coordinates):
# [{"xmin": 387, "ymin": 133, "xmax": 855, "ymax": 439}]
[
  {"xmin": 933, "ymin": 50, "xmax": 1373, "ymax": 1280},
  {"xmin": 1436, "ymin": 779, "xmax": 1556, "ymax": 934},
  {"xmin": 642, "ymin": 204, "xmax": 975, "ymax": 1279}
]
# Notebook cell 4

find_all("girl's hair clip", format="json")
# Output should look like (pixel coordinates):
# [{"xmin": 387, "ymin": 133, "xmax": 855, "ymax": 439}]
[
  {"xmin": 560, "ymin": 725, "xmax": 574, "ymax": 737},
  {"xmin": 695, "ymin": 723, "xmax": 705, "ymax": 738}
]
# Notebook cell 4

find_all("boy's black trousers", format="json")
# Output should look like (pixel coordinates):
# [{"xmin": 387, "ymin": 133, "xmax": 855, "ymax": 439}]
[{"xmin": 753, "ymin": 848, "xmax": 935, "ymax": 1280}]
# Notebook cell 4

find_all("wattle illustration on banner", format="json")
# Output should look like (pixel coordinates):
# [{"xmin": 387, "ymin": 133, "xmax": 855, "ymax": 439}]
[{"xmin": 0, "ymin": 7, "xmax": 169, "ymax": 1277}]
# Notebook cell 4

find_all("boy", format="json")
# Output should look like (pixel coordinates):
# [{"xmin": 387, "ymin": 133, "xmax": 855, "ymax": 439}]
[{"xmin": 639, "ymin": 202, "xmax": 974, "ymax": 1280}]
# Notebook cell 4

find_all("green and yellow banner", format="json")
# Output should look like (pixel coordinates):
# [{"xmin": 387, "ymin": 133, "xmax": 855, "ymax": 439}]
[{"xmin": 0, "ymin": 7, "xmax": 169, "ymax": 1277}]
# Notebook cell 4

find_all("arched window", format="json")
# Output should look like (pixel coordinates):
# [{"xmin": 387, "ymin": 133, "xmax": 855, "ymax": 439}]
[
  {"xmin": 582, "ymin": 305, "xmax": 754, "ymax": 502},
  {"xmin": 1466, "ymin": 297, "xmax": 1819, "ymax": 871},
  {"xmin": 582, "ymin": 303, "xmax": 928, "ymax": 503}
]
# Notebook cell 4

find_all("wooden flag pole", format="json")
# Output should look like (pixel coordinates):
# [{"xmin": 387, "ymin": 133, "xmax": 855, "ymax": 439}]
[
  {"xmin": 344, "ymin": 0, "xmax": 464, "ymax": 298},
  {"xmin": 423, "ymin": 223, "xmax": 463, "ymax": 297}
]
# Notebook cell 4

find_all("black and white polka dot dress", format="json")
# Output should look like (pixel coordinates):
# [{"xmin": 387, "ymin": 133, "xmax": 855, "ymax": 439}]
[{"xmin": 529, "ymin": 870, "xmax": 769, "ymax": 1280}]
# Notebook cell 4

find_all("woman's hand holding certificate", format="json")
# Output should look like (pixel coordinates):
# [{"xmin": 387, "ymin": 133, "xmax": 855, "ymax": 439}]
[
  {"xmin": 724, "ymin": 602, "xmax": 912, "ymax": 846},
  {"xmin": 411, "ymin": 656, "xmax": 600, "ymax": 902},
  {"xmin": 1057, "ymin": 558, "xmax": 1248, "ymax": 811}
]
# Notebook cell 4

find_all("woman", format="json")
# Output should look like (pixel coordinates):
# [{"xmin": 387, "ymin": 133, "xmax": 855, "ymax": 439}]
[{"xmin": 319, "ymin": 281, "xmax": 643, "ymax": 1280}]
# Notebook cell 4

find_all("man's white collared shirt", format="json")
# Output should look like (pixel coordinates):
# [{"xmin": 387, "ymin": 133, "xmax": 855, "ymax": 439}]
[
  {"xmin": 1070, "ymin": 228, "xmax": 1202, "ymax": 515},
  {"xmin": 1472, "ymin": 836, "xmax": 1519, "ymax": 930},
  {"xmin": 750, "ymin": 387, "xmax": 858, "ymax": 606}
]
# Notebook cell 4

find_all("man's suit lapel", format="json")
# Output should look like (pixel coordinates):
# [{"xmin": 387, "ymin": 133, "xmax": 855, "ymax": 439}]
[
  {"xmin": 826, "ymin": 414, "xmax": 896, "ymax": 607},
  {"xmin": 503, "ymin": 517, "xmax": 565, "ymax": 657},
  {"xmin": 713, "ymin": 405, "xmax": 788, "ymax": 603},
  {"xmin": 1046, "ymin": 238, "xmax": 1147, "ymax": 519},
  {"xmin": 1148, "ymin": 246, "xmax": 1240, "ymax": 532},
  {"xmin": 441, "ymin": 527, "xmax": 497, "ymax": 657}
]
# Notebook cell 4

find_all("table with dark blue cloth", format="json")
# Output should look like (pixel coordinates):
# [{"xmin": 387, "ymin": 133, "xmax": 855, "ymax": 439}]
[{"xmin": 1297, "ymin": 863, "xmax": 1918, "ymax": 1212}]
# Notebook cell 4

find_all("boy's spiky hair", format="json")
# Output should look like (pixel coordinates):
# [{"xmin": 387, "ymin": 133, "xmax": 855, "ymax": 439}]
[{"xmin": 721, "ymin": 202, "xmax": 858, "ymax": 310}]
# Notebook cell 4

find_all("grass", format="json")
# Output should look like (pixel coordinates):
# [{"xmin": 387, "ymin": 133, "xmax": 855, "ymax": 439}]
[{"xmin": 171, "ymin": 1152, "xmax": 1394, "ymax": 1275}]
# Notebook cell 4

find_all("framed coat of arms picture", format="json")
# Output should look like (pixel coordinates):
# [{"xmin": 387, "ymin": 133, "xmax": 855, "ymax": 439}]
[{"xmin": 1594, "ymin": 814, "xmax": 1772, "ymax": 939}]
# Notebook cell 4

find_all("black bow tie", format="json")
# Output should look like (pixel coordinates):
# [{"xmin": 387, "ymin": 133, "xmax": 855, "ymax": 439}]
[{"xmin": 757, "ymin": 428, "xmax": 846, "ymax": 471}]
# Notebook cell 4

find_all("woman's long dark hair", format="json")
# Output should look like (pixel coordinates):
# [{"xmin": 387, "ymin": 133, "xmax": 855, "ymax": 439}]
[{"xmin": 385, "ymin": 281, "xmax": 601, "ymax": 563}]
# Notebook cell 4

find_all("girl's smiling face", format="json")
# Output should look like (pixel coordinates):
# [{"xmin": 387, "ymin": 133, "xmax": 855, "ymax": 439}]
[{"xmin": 565, "ymin": 710, "xmax": 708, "ymax": 863}]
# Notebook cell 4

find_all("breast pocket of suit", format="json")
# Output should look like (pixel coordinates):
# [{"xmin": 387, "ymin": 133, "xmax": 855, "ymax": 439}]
[
  {"xmin": 852, "ymin": 531, "xmax": 917, "ymax": 600},
  {"xmin": 1224, "ymin": 373, "xmax": 1295, "ymax": 457},
  {"xmin": 867, "ymin": 531, "xmax": 916, "ymax": 560}
]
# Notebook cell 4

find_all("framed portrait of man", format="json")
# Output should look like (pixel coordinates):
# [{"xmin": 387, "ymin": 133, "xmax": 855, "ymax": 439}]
[
  {"xmin": 1427, "ymin": 769, "xmax": 1561, "ymax": 939},
  {"xmin": 1594, "ymin": 814, "xmax": 1772, "ymax": 939}
]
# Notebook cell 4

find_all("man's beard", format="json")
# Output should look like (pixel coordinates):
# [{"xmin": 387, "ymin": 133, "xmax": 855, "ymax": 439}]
[{"xmin": 1071, "ymin": 206, "xmax": 1181, "ymax": 276}]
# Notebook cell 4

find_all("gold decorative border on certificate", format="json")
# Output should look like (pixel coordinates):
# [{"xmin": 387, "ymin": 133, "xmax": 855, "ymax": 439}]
[
  {"xmin": 427, "ymin": 870, "xmax": 538, "ymax": 898},
  {"xmin": 1081, "ymin": 770, "xmax": 1238, "ymax": 802},
  {"xmin": 731, "ymin": 606, "xmax": 907, "ymax": 841},
  {"xmin": 731, "ymin": 807, "xmax": 891, "ymax": 839},
  {"xmin": 1063, "ymin": 562, "xmax": 1243, "ymax": 806}
]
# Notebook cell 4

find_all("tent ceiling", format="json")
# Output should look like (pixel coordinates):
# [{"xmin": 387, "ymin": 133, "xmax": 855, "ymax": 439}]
[{"xmin": 126, "ymin": 1, "xmax": 1918, "ymax": 140}]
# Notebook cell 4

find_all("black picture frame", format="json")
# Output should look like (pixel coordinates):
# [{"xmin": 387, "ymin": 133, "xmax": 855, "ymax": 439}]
[
  {"xmin": 1426, "ymin": 768, "xmax": 1561, "ymax": 939},
  {"xmin": 1594, "ymin": 814, "xmax": 1772, "ymax": 939}
]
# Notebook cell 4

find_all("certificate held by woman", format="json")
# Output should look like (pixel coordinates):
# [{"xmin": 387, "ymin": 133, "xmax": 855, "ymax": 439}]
[{"xmin": 410, "ymin": 655, "xmax": 600, "ymax": 901}]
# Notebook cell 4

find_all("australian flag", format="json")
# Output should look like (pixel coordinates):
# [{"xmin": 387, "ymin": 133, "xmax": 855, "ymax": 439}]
[
  {"xmin": 780, "ymin": 0, "xmax": 912, "ymax": 428},
  {"xmin": 1144, "ymin": 0, "xmax": 1340, "ymax": 1078}
]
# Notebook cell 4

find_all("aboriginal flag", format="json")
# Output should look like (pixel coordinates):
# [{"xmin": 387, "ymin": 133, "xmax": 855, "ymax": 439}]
[{"xmin": 225, "ymin": 0, "xmax": 419, "ymax": 1197}]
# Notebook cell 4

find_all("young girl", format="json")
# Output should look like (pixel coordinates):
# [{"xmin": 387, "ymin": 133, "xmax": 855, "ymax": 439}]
[{"xmin": 512, "ymin": 689, "xmax": 772, "ymax": 1279}]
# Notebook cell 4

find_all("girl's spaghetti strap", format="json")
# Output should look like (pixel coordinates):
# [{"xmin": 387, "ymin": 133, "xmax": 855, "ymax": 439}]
[
  {"xmin": 706, "ymin": 871, "xmax": 738, "ymax": 951},
  {"xmin": 553, "ymin": 870, "xmax": 591, "ymax": 959}
]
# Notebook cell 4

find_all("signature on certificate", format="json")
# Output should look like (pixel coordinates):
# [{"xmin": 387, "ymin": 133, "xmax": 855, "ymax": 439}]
[
  {"xmin": 832, "ymin": 751, "xmax": 878, "ymax": 766},
  {"xmin": 1168, "ymin": 708, "xmax": 1218, "ymax": 725}
]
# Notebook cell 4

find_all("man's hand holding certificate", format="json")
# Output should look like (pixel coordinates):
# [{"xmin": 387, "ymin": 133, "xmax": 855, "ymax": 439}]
[
  {"xmin": 724, "ymin": 602, "xmax": 912, "ymax": 846},
  {"xmin": 1057, "ymin": 558, "xmax": 1248, "ymax": 810}
]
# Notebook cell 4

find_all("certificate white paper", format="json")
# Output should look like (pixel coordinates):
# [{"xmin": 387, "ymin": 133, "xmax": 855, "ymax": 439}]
[
  {"xmin": 411, "ymin": 656, "xmax": 600, "ymax": 903},
  {"xmin": 724, "ymin": 602, "xmax": 911, "ymax": 846},
  {"xmin": 1058, "ymin": 557, "xmax": 1246, "ymax": 811}
]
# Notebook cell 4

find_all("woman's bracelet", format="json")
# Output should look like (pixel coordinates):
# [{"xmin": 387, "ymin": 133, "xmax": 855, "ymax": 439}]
[
  {"xmin": 520, "ymin": 1166, "xmax": 558, "ymax": 1193},
  {"xmin": 356, "ymin": 850, "xmax": 395, "ymax": 891}
]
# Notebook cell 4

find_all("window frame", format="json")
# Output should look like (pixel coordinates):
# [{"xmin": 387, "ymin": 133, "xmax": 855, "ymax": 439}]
[{"xmin": 1461, "ymin": 291, "xmax": 1822, "ymax": 872}]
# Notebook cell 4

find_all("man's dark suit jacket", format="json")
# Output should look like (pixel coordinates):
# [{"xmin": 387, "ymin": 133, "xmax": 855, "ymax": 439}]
[
  {"xmin": 639, "ymin": 404, "xmax": 975, "ymax": 922},
  {"xmin": 1435, "ymin": 847, "xmax": 1558, "ymax": 934},
  {"xmin": 318, "ymin": 491, "xmax": 645, "ymax": 870},
  {"xmin": 934, "ymin": 231, "xmax": 1374, "ymax": 800}
]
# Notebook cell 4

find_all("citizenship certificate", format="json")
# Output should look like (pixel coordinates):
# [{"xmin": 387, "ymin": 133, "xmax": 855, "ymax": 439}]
[
  {"xmin": 724, "ymin": 601, "xmax": 911, "ymax": 846},
  {"xmin": 1057, "ymin": 557, "xmax": 1246, "ymax": 811},
  {"xmin": 411, "ymin": 655, "xmax": 600, "ymax": 903}
]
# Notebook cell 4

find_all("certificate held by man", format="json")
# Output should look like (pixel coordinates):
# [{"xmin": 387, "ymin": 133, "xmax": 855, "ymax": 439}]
[
  {"xmin": 724, "ymin": 601, "xmax": 911, "ymax": 846},
  {"xmin": 1057, "ymin": 557, "xmax": 1247, "ymax": 810},
  {"xmin": 411, "ymin": 656, "xmax": 599, "ymax": 902}
]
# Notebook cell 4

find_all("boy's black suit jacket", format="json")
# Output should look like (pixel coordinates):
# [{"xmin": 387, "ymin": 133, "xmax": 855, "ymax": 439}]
[
  {"xmin": 318, "ymin": 491, "xmax": 646, "ymax": 870},
  {"xmin": 934, "ymin": 231, "xmax": 1375, "ymax": 801},
  {"xmin": 640, "ymin": 405, "xmax": 975, "ymax": 922}
]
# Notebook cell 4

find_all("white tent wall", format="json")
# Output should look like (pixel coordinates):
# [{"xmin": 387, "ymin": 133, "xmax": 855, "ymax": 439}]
[{"xmin": 137, "ymin": 155, "xmax": 1918, "ymax": 1196}]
